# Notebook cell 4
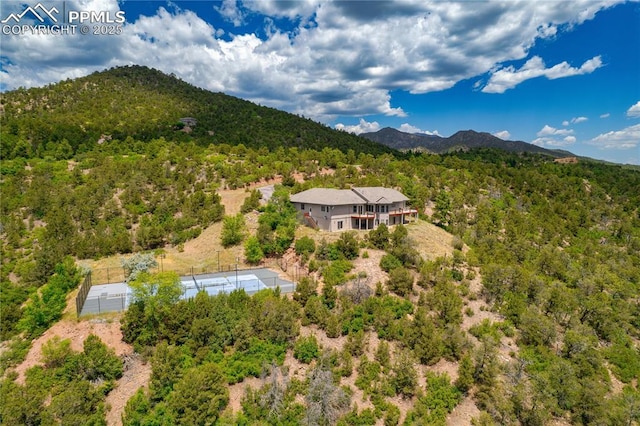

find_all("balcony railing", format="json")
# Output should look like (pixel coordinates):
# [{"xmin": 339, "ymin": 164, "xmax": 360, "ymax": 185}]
[
  {"xmin": 389, "ymin": 208, "xmax": 418, "ymax": 216},
  {"xmin": 351, "ymin": 212, "xmax": 375, "ymax": 219}
]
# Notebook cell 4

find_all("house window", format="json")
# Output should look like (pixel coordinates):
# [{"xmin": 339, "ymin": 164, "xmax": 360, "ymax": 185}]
[
  {"xmin": 375, "ymin": 205, "xmax": 379, "ymax": 213},
  {"xmin": 337, "ymin": 221, "xmax": 343, "ymax": 230},
  {"xmin": 300, "ymin": 204, "xmax": 305, "ymax": 210},
  {"xmin": 366, "ymin": 205, "xmax": 374, "ymax": 212},
  {"xmin": 353, "ymin": 206, "xmax": 357, "ymax": 213}
]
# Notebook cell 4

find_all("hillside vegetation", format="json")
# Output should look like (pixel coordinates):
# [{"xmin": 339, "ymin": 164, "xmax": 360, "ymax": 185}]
[
  {"xmin": 1, "ymin": 69, "xmax": 640, "ymax": 426},
  {"xmin": 0, "ymin": 65, "xmax": 395, "ymax": 157}
]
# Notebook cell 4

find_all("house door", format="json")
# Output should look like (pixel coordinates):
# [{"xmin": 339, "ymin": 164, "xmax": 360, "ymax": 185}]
[{"xmin": 358, "ymin": 205, "xmax": 363, "ymax": 214}]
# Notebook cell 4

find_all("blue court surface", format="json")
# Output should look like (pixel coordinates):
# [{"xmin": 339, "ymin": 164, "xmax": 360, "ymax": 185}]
[
  {"xmin": 184, "ymin": 273, "xmax": 267, "ymax": 298},
  {"xmin": 80, "ymin": 269, "xmax": 295, "ymax": 316}
]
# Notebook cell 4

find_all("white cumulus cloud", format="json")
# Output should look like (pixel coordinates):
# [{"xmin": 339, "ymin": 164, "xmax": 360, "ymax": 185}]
[
  {"xmin": 532, "ymin": 136, "xmax": 577, "ymax": 147},
  {"xmin": 564, "ymin": 116, "xmax": 588, "ymax": 125},
  {"xmin": 600, "ymin": 113, "xmax": 610, "ymax": 119},
  {"xmin": 627, "ymin": 101, "xmax": 640, "ymax": 118},
  {"xmin": 482, "ymin": 55, "xmax": 603, "ymax": 94},
  {"xmin": 240, "ymin": 0, "xmax": 321, "ymax": 20},
  {"xmin": 399, "ymin": 123, "xmax": 440, "ymax": 136},
  {"xmin": 335, "ymin": 118, "xmax": 380, "ymax": 135},
  {"xmin": 588, "ymin": 124, "xmax": 640, "ymax": 149},
  {"xmin": 533, "ymin": 124, "xmax": 577, "ymax": 147},
  {"xmin": 493, "ymin": 130, "xmax": 511, "ymax": 140},
  {"xmin": 537, "ymin": 124, "xmax": 574, "ymax": 137},
  {"xmin": 215, "ymin": 0, "xmax": 246, "ymax": 26}
]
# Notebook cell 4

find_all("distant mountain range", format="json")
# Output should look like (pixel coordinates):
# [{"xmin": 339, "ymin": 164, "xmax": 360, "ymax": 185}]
[{"xmin": 361, "ymin": 127, "xmax": 573, "ymax": 158}]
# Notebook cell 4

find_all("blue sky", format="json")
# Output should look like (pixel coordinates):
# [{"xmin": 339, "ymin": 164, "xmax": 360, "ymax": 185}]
[{"xmin": 1, "ymin": 1, "xmax": 639, "ymax": 164}]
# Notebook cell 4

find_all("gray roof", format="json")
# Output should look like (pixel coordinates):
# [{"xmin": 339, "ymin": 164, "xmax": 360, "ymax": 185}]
[
  {"xmin": 290, "ymin": 188, "xmax": 364, "ymax": 205},
  {"xmin": 290, "ymin": 187, "xmax": 408, "ymax": 205},
  {"xmin": 353, "ymin": 187, "xmax": 408, "ymax": 204}
]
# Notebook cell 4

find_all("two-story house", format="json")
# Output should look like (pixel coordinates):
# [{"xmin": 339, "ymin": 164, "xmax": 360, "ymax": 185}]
[{"xmin": 290, "ymin": 187, "xmax": 418, "ymax": 232}]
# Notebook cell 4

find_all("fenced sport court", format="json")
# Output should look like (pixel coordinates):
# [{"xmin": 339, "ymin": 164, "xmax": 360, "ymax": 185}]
[{"xmin": 77, "ymin": 268, "xmax": 295, "ymax": 316}]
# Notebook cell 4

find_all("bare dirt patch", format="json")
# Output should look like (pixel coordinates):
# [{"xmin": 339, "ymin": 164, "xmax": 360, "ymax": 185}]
[
  {"xmin": 283, "ymin": 347, "xmax": 311, "ymax": 383},
  {"xmin": 340, "ymin": 366, "xmax": 376, "ymax": 415},
  {"xmin": 299, "ymin": 324, "xmax": 347, "ymax": 355},
  {"xmin": 607, "ymin": 365, "xmax": 626, "ymax": 395},
  {"xmin": 429, "ymin": 358, "xmax": 460, "ymax": 383},
  {"xmin": 105, "ymin": 354, "xmax": 151, "ymax": 426},
  {"xmin": 14, "ymin": 316, "xmax": 130, "ymax": 385},
  {"xmin": 461, "ymin": 298, "xmax": 501, "ymax": 332},
  {"xmin": 387, "ymin": 393, "xmax": 414, "ymax": 425},
  {"xmin": 227, "ymin": 376, "xmax": 262, "ymax": 413},
  {"xmin": 351, "ymin": 249, "xmax": 388, "ymax": 288},
  {"xmin": 461, "ymin": 273, "xmax": 502, "ymax": 333},
  {"xmin": 447, "ymin": 393, "xmax": 481, "ymax": 425}
]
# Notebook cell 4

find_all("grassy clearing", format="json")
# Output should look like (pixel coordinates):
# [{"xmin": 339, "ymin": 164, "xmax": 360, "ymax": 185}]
[
  {"xmin": 405, "ymin": 220, "xmax": 455, "ymax": 260},
  {"xmin": 81, "ymin": 220, "xmax": 246, "ymax": 283},
  {"xmin": 80, "ymin": 188, "xmax": 255, "ymax": 284},
  {"xmin": 296, "ymin": 219, "xmax": 454, "ymax": 260}
]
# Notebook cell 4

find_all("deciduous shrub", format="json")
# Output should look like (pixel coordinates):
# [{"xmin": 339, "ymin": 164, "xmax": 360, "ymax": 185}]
[
  {"xmin": 294, "ymin": 335, "xmax": 320, "ymax": 364},
  {"xmin": 380, "ymin": 253, "xmax": 402, "ymax": 272},
  {"xmin": 295, "ymin": 236, "xmax": 316, "ymax": 256},
  {"xmin": 386, "ymin": 266, "xmax": 413, "ymax": 296}
]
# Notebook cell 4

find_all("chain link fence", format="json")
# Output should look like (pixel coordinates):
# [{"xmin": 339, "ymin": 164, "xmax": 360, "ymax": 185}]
[{"xmin": 77, "ymin": 267, "xmax": 296, "ymax": 316}]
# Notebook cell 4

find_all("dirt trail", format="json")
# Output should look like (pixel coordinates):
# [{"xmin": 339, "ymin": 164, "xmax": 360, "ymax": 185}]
[{"xmin": 105, "ymin": 354, "xmax": 152, "ymax": 426}]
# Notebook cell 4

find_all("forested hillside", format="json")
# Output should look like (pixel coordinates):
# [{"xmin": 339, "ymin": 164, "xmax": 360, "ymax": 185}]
[
  {"xmin": 2, "ymin": 140, "xmax": 639, "ymax": 424},
  {"xmin": 1, "ymin": 69, "xmax": 639, "ymax": 425},
  {"xmin": 0, "ymin": 65, "xmax": 395, "ymax": 157}
]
